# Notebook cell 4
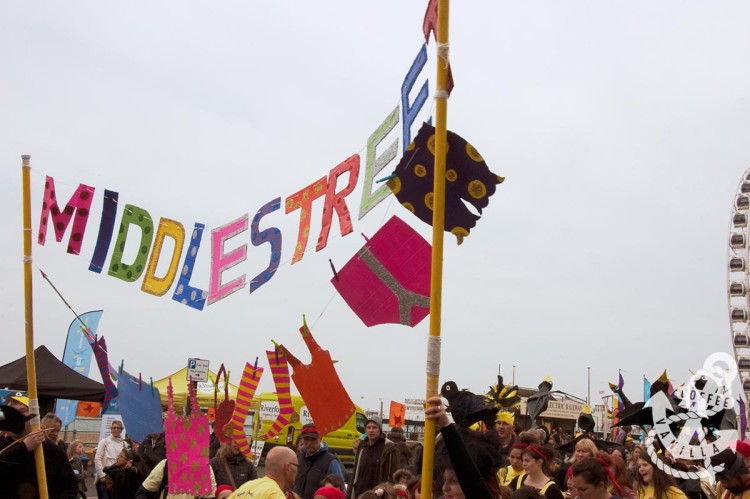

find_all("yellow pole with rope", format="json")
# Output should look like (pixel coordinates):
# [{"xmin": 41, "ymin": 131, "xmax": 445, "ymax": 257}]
[
  {"xmin": 420, "ymin": 1, "xmax": 450, "ymax": 498},
  {"xmin": 21, "ymin": 155, "xmax": 50, "ymax": 499}
]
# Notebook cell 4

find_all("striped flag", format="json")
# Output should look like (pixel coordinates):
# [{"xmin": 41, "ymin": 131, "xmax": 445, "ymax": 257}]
[{"xmin": 260, "ymin": 350, "xmax": 293, "ymax": 440}]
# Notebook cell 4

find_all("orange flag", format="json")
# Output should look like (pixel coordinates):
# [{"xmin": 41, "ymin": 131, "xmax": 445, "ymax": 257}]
[
  {"xmin": 76, "ymin": 401, "xmax": 101, "ymax": 418},
  {"xmin": 389, "ymin": 401, "xmax": 406, "ymax": 428}
]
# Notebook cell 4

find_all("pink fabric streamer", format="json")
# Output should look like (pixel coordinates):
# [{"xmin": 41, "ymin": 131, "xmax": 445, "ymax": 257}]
[{"xmin": 165, "ymin": 378, "xmax": 212, "ymax": 496}]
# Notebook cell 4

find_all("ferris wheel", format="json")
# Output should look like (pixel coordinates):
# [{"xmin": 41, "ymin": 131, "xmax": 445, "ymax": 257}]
[{"xmin": 728, "ymin": 168, "xmax": 750, "ymax": 401}]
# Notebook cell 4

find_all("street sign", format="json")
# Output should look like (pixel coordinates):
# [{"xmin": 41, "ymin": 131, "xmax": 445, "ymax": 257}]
[{"xmin": 186, "ymin": 358, "xmax": 209, "ymax": 382}]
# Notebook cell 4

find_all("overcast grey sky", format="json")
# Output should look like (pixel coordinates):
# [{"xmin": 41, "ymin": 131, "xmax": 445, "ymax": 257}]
[{"xmin": 2, "ymin": 1, "xmax": 750, "ymax": 415}]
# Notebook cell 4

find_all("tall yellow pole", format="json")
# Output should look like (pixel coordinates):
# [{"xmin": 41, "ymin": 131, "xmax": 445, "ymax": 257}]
[
  {"xmin": 22, "ymin": 155, "xmax": 50, "ymax": 499},
  {"xmin": 420, "ymin": 1, "xmax": 449, "ymax": 498}
]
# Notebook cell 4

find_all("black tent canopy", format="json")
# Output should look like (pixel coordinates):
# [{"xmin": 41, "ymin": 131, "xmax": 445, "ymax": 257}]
[{"xmin": 0, "ymin": 345, "xmax": 105, "ymax": 403}]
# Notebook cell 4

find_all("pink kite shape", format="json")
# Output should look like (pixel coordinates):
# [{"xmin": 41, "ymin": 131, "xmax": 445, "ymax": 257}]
[{"xmin": 332, "ymin": 216, "xmax": 431, "ymax": 327}]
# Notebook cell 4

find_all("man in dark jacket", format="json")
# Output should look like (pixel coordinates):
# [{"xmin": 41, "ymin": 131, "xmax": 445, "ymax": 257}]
[
  {"xmin": 293, "ymin": 424, "xmax": 346, "ymax": 499},
  {"xmin": 210, "ymin": 440, "xmax": 258, "ymax": 491},
  {"xmin": 347, "ymin": 417, "xmax": 400, "ymax": 499},
  {"xmin": 139, "ymin": 431, "xmax": 167, "ymax": 472},
  {"xmin": 0, "ymin": 395, "xmax": 79, "ymax": 498}
]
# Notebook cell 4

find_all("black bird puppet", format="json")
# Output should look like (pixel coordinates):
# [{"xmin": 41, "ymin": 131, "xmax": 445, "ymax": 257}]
[{"xmin": 440, "ymin": 381, "xmax": 497, "ymax": 428}]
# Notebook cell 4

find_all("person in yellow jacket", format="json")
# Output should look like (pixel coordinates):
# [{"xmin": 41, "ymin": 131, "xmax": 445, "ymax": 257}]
[
  {"xmin": 230, "ymin": 447, "xmax": 299, "ymax": 499},
  {"xmin": 634, "ymin": 452, "xmax": 686, "ymax": 499}
]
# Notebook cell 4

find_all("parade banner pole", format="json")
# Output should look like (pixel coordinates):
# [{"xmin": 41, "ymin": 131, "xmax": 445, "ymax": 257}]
[
  {"xmin": 420, "ymin": 1, "xmax": 450, "ymax": 497},
  {"xmin": 21, "ymin": 155, "xmax": 50, "ymax": 499}
]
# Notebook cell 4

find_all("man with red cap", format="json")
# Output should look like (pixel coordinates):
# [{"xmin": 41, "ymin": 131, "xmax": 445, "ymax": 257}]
[{"xmin": 293, "ymin": 424, "xmax": 346, "ymax": 499}]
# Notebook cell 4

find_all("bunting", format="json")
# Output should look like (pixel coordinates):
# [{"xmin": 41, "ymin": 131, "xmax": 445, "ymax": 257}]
[
  {"xmin": 92, "ymin": 336, "xmax": 116, "ymax": 410},
  {"xmin": 260, "ymin": 350, "xmax": 293, "ymax": 441},
  {"xmin": 230, "ymin": 362, "xmax": 264, "ymax": 458},
  {"xmin": 279, "ymin": 319, "xmax": 355, "ymax": 436},
  {"xmin": 165, "ymin": 379, "xmax": 211, "ymax": 496}
]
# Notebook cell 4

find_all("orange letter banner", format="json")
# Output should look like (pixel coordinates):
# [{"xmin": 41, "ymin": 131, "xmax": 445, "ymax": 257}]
[{"xmin": 285, "ymin": 177, "xmax": 328, "ymax": 264}]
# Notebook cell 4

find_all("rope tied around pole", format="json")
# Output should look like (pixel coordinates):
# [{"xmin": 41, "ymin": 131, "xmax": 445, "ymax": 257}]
[
  {"xmin": 437, "ymin": 42, "xmax": 450, "ymax": 67},
  {"xmin": 426, "ymin": 336, "xmax": 442, "ymax": 377}
]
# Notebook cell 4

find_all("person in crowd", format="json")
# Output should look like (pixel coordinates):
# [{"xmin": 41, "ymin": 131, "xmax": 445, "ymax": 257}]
[
  {"xmin": 230, "ymin": 446, "xmax": 299, "ymax": 498},
  {"xmin": 314, "ymin": 485, "xmax": 346, "ymax": 499},
  {"xmin": 292, "ymin": 424, "xmax": 346, "ymax": 499},
  {"xmin": 425, "ymin": 395, "xmax": 501, "ymax": 499},
  {"xmin": 513, "ymin": 486, "xmax": 544, "ymax": 499},
  {"xmin": 615, "ymin": 427, "xmax": 632, "ymax": 446},
  {"xmin": 555, "ymin": 438, "xmax": 598, "ymax": 491},
  {"xmin": 570, "ymin": 453, "xmax": 622, "ymax": 499},
  {"xmin": 608, "ymin": 452, "xmax": 637, "ymax": 499},
  {"xmin": 405, "ymin": 475, "xmax": 421, "ymax": 499},
  {"xmin": 393, "ymin": 468, "xmax": 414, "ymax": 486},
  {"xmin": 496, "ymin": 412, "xmax": 518, "ymax": 465},
  {"xmin": 140, "ymin": 431, "xmax": 167, "ymax": 472},
  {"xmin": 209, "ymin": 423, "xmax": 222, "ymax": 459},
  {"xmin": 508, "ymin": 443, "xmax": 564, "ymax": 499},
  {"xmin": 41, "ymin": 412, "xmax": 66, "ymax": 450},
  {"xmin": 210, "ymin": 440, "xmax": 258, "ymax": 492},
  {"xmin": 711, "ymin": 447, "xmax": 750, "ymax": 499},
  {"xmin": 387, "ymin": 427, "xmax": 413, "ymax": 469},
  {"xmin": 348, "ymin": 416, "xmax": 400, "ymax": 498},
  {"xmin": 136, "ymin": 458, "xmax": 218, "ymax": 499},
  {"xmin": 68, "ymin": 439, "xmax": 88, "ymax": 498},
  {"xmin": 369, "ymin": 482, "xmax": 397, "ymax": 498},
  {"xmin": 717, "ymin": 441, "xmax": 750, "ymax": 499},
  {"xmin": 0, "ymin": 394, "xmax": 79, "ymax": 498},
  {"xmin": 635, "ymin": 451, "xmax": 687, "ymax": 499},
  {"xmin": 664, "ymin": 446, "xmax": 713, "ymax": 499},
  {"xmin": 628, "ymin": 446, "xmax": 644, "ymax": 481},
  {"xmin": 103, "ymin": 448, "xmax": 148, "ymax": 499},
  {"xmin": 499, "ymin": 432, "xmax": 538, "ymax": 486},
  {"xmin": 611, "ymin": 448, "xmax": 626, "ymax": 462},
  {"xmin": 321, "ymin": 474, "xmax": 346, "ymax": 491},
  {"xmin": 406, "ymin": 432, "xmax": 422, "ymax": 468},
  {"xmin": 95, "ymin": 419, "xmax": 130, "ymax": 499},
  {"xmin": 536, "ymin": 427, "xmax": 553, "ymax": 447},
  {"xmin": 553, "ymin": 428, "xmax": 564, "ymax": 447}
]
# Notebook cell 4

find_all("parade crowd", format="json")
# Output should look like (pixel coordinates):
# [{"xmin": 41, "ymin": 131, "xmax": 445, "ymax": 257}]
[{"xmin": 0, "ymin": 393, "xmax": 747, "ymax": 499}]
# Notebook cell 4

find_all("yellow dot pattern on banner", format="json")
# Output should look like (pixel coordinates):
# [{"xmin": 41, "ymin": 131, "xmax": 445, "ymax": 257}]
[
  {"xmin": 466, "ymin": 142, "xmax": 483, "ymax": 162},
  {"xmin": 407, "ymin": 140, "xmax": 416, "ymax": 151},
  {"xmin": 414, "ymin": 164, "xmax": 427, "ymax": 177},
  {"xmin": 424, "ymin": 192, "xmax": 434, "ymax": 211},
  {"xmin": 387, "ymin": 177, "xmax": 402, "ymax": 195},
  {"xmin": 402, "ymin": 202, "xmax": 415, "ymax": 213},
  {"xmin": 452, "ymin": 227, "xmax": 469, "ymax": 238},
  {"xmin": 446, "ymin": 169, "xmax": 458, "ymax": 182},
  {"xmin": 468, "ymin": 180, "xmax": 487, "ymax": 200},
  {"xmin": 427, "ymin": 134, "xmax": 449, "ymax": 156}
]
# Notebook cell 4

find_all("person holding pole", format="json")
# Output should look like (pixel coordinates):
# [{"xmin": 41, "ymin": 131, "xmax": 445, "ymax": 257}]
[
  {"xmin": 0, "ymin": 395, "xmax": 79, "ymax": 498},
  {"xmin": 424, "ymin": 396, "xmax": 499, "ymax": 499}
]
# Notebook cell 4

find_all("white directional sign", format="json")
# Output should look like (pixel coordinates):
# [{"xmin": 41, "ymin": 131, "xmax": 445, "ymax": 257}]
[{"xmin": 186, "ymin": 358, "xmax": 209, "ymax": 382}]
